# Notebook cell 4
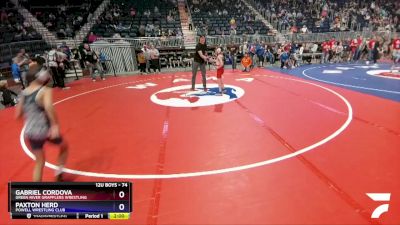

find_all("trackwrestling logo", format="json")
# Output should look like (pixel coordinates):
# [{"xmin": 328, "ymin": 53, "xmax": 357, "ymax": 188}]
[{"xmin": 150, "ymin": 84, "xmax": 245, "ymax": 107}]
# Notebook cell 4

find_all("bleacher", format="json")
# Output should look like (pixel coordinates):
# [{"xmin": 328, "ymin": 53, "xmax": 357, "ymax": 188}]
[
  {"xmin": 91, "ymin": 0, "xmax": 181, "ymax": 38},
  {"xmin": 253, "ymin": 0, "xmax": 399, "ymax": 33},
  {"xmin": 189, "ymin": 0, "xmax": 270, "ymax": 36},
  {"xmin": 0, "ymin": 1, "xmax": 42, "ymax": 43},
  {"xmin": 21, "ymin": 0, "xmax": 103, "ymax": 39}
]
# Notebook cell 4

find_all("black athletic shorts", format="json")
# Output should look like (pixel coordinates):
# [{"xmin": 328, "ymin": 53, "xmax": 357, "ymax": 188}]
[{"xmin": 27, "ymin": 136, "xmax": 63, "ymax": 150}]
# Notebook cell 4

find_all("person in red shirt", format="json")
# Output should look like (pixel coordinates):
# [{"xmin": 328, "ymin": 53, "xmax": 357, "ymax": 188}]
[
  {"xmin": 368, "ymin": 39, "xmax": 376, "ymax": 49},
  {"xmin": 321, "ymin": 40, "xmax": 330, "ymax": 64},
  {"xmin": 283, "ymin": 42, "xmax": 291, "ymax": 52},
  {"xmin": 367, "ymin": 38, "xmax": 376, "ymax": 64},
  {"xmin": 392, "ymin": 35, "xmax": 400, "ymax": 70},
  {"xmin": 349, "ymin": 37, "xmax": 359, "ymax": 61},
  {"xmin": 87, "ymin": 32, "xmax": 98, "ymax": 43},
  {"xmin": 355, "ymin": 35, "xmax": 363, "ymax": 61},
  {"xmin": 393, "ymin": 37, "xmax": 400, "ymax": 51}
]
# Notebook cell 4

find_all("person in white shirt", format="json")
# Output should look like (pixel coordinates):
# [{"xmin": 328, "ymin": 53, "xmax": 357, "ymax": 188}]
[
  {"xmin": 149, "ymin": 45, "xmax": 160, "ymax": 73},
  {"xmin": 334, "ymin": 41, "xmax": 344, "ymax": 63},
  {"xmin": 141, "ymin": 45, "xmax": 151, "ymax": 73},
  {"xmin": 301, "ymin": 25, "xmax": 308, "ymax": 33}
]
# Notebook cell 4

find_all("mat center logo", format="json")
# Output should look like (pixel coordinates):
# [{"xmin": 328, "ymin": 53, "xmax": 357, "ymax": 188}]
[
  {"xmin": 150, "ymin": 84, "xmax": 245, "ymax": 107},
  {"xmin": 366, "ymin": 69, "xmax": 400, "ymax": 79}
]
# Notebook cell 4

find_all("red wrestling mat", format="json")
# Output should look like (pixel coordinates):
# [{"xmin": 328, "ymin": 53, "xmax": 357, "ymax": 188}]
[{"xmin": 0, "ymin": 68, "xmax": 399, "ymax": 225}]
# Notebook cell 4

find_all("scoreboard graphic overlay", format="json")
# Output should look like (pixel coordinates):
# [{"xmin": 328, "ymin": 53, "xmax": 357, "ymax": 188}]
[{"xmin": 8, "ymin": 182, "xmax": 132, "ymax": 219}]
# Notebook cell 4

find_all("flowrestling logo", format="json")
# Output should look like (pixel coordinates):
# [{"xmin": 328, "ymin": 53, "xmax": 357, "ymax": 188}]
[
  {"xmin": 366, "ymin": 193, "xmax": 391, "ymax": 219},
  {"xmin": 150, "ymin": 84, "xmax": 245, "ymax": 107}
]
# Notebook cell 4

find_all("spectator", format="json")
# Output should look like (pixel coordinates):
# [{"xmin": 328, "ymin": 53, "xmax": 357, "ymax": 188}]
[
  {"xmin": 290, "ymin": 25, "xmax": 298, "ymax": 33},
  {"xmin": 328, "ymin": 37, "xmax": 337, "ymax": 62},
  {"xmin": 372, "ymin": 41, "xmax": 380, "ymax": 64},
  {"xmin": 229, "ymin": 17, "xmax": 236, "ymax": 30},
  {"xmin": 11, "ymin": 58, "xmax": 22, "ymax": 84},
  {"xmin": 14, "ymin": 49, "xmax": 30, "ymax": 88},
  {"xmin": 145, "ymin": 24, "xmax": 153, "ymax": 37},
  {"xmin": 265, "ymin": 47, "xmax": 275, "ymax": 65},
  {"xmin": 78, "ymin": 43, "xmax": 86, "ymax": 69},
  {"xmin": 99, "ymin": 51, "xmax": 108, "ymax": 71},
  {"xmin": 139, "ymin": 25, "xmax": 145, "ymax": 37},
  {"xmin": 291, "ymin": 45, "xmax": 300, "ymax": 68},
  {"xmin": 60, "ymin": 41, "xmax": 72, "ymax": 63},
  {"xmin": 349, "ymin": 36, "xmax": 360, "ymax": 61},
  {"xmin": 301, "ymin": 25, "xmax": 308, "ymax": 33},
  {"xmin": 169, "ymin": 52, "xmax": 180, "ymax": 68},
  {"xmin": 249, "ymin": 43, "xmax": 257, "ymax": 68},
  {"xmin": 112, "ymin": 10, "xmax": 120, "ymax": 19},
  {"xmin": 334, "ymin": 42, "xmax": 344, "ymax": 63},
  {"xmin": 0, "ymin": 10, "xmax": 8, "ymax": 23},
  {"xmin": 141, "ymin": 45, "xmax": 151, "ymax": 73},
  {"xmin": 391, "ymin": 35, "xmax": 400, "ymax": 71},
  {"xmin": 0, "ymin": 80, "xmax": 17, "ymax": 107},
  {"xmin": 144, "ymin": 9, "xmax": 151, "ymax": 17},
  {"xmin": 57, "ymin": 29, "xmax": 66, "ymax": 39},
  {"xmin": 241, "ymin": 42, "xmax": 248, "ymax": 55},
  {"xmin": 82, "ymin": 44, "xmax": 104, "ymax": 81},
  {"xmin": 188, "ymin": 17, "xmax": 193, "ymax": 30},
  {"xmin": 149, "ymin": 45, "xmax": 160, "ymax": 73},
  {"xmin": 47, "ymin": 48, "xmax": 67, "ymax": 89},
  {"xmin": 241, "ymin": 53, "xmax": 252, "ymax": 72},
  {"xmin": 88, "ymin": 32, "xmax": 98, "ymax": 43},
  {"xmin": 182, "ymin": 51, "xmax": 192, "ymax": 67},
  {"xmin": 71, "ymin": 48, "xmax": 82, "ymax": 67},
  {"xmin": 65, "ymin": 25, "xmax": 73, "ymax": 37},
  {"xmin": 280, "ymin": 50, "xmax": 290, "ymax": 69},
  {"xmin": 137, "ymin": 51, "xmax": 146, "ymax": 74},
  {"xmin": 256, "ymin": 43, "xmax": 265, "ymax": 67},
  {"xmin": 367, "ymin": 37, "xmax": 377, "ymax": 62},
  {"xmin": 321, "ymin": 40, "xmax": 330, "ymax": 63},
  {"xmin": 130, "ymin": 8, "xmax": 136, "ymax": 18}
]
